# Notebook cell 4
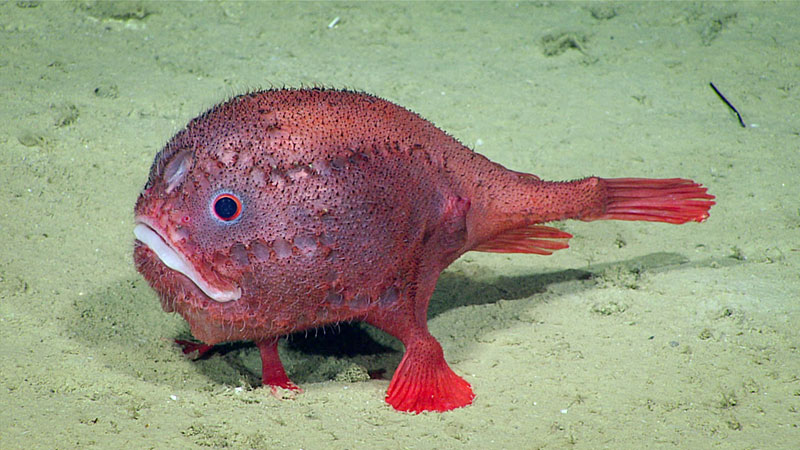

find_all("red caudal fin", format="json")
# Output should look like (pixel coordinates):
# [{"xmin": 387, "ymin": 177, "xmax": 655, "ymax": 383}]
[
  {"xmin": 385, "ymin": 336, "xmax": 475, "ymax": 413},
  {"xmin": 588, "ymin": 178, "xmax": 715, "ymax": 224},
  {"xmin": 473, "ymin": 224, "xmax": 572, "ymax": 255}
]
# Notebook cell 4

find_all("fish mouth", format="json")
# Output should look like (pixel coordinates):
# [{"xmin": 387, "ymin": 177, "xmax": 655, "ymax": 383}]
[{"xmin": 133, "ymin": 218, "xmax": 242, "ymax": 303}]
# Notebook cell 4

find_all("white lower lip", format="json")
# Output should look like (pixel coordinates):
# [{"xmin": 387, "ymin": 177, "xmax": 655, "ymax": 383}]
[{"xmin": 134, "ymin": 221, "xmax": 241, "ymax": 303}]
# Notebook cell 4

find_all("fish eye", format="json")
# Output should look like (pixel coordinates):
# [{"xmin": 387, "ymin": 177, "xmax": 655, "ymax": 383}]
[{"xmin": 212, "ymin": 193, "xmax": 242, "ymax": 222}]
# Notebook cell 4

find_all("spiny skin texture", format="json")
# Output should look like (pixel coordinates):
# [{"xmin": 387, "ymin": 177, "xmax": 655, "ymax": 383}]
[{"xmin": 133, "ymin": 88, "xmax": 715, "ymax": 413}]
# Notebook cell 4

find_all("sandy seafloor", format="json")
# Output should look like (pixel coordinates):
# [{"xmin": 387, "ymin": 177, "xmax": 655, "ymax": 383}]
[{"xmin": 1, "ymin": 1, "xmax": 798, "ymax": 449}]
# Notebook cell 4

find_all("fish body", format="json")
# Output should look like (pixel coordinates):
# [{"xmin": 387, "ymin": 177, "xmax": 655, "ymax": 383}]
[{"xmin": 134, "ymin": 88, "xmax": 714, "ymax": 413}]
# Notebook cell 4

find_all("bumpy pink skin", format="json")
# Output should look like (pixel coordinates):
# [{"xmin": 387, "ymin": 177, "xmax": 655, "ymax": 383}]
[{"xmin": 133, "ymin": 88, "xmax": 714, "ymax": 413}]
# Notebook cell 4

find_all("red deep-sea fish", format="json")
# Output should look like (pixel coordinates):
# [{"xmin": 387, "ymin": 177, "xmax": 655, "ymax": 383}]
[{"xmin": 133, "ymin": 88, "xmax": 714, "ymax": 413}]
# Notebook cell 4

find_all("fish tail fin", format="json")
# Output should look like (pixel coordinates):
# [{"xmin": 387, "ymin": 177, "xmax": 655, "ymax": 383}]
[
  {"xmin": 585, "ymin": 177, "xmax": 715, "ymax": 224},
  {"xmin": 470, "ymin": 176, "xmax": 713, "ymax": 255}
]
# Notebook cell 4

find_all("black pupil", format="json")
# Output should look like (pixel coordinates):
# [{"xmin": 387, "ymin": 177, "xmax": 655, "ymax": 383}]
[{"xmin": 214, "ymin": 196, "xmax": 238, "ymax": 219}]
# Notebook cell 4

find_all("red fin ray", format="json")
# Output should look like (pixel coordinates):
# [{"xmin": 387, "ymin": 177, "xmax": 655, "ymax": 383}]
[
  {"xmin": 473, "ymin": 224, "xmax": 572, "ymax": 255},
  {"xmin": 385, "ymin": 338, "xmax": 474, "ymax": 413},
  {"xmin": 592, "ymin": 178, "xmax": 715, "ymax": 224},
  {"xmin": 256, "ymin": 339, "xmax": 301, "ymax": 392}
]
